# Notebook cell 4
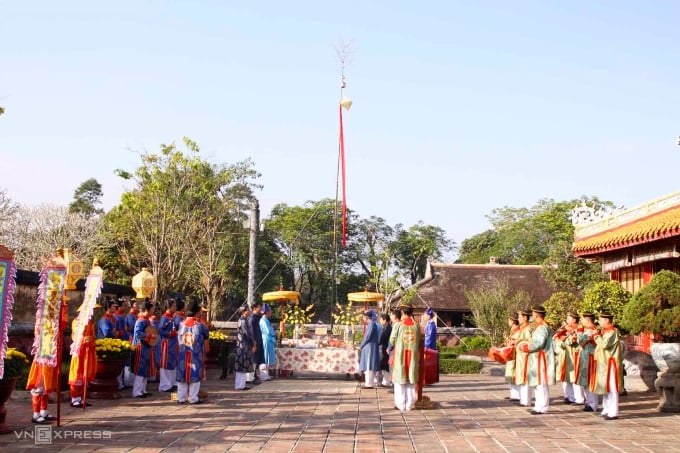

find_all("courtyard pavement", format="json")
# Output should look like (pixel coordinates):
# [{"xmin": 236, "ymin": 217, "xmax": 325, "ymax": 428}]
[{"xmin": 1, "ymin": 369, "xmax": 679, "ymax": 453}]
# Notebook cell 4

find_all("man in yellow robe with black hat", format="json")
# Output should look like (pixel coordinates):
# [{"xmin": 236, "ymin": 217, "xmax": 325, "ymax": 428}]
[{"xmin": 513, "ymin": 309, "xmax": 532, "ymax": 407}]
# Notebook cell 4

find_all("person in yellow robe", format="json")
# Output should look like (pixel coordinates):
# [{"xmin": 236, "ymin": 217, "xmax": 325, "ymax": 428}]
[
  {"xmin": 503, "ymin": 314, "xmax": 521, "ymax": 401},
  {"xmin": 591, "ymin": 312, "xmax": 623, "ymax": 420},
  {"xmin": 68, "ymin": 312, "xmax": 97, "ymax": 407},
  {"xmin": 553, "ymin": 311, "xmax": 585, "ymax": 405},
  {"xmin": 512, "ymin": 309, "xmax": 532, "ymax": 407}
]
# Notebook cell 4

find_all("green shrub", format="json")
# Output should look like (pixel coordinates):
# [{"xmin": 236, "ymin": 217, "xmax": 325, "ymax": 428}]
[
  {"xmin": 461, "ymin": 335, "xmax": 492, "ymax": 351},
  {"xmin": 439, "ymin": 346, "xmax": 457, "ymax": 354},
  {"xmin": 439, "ymin": 352, "xmax": 458, "ymax": 360},
  {"xmin": 439, "ymin": 358, "xmax": 481, "ymax": 374},
  {"xmin": 450, "ymin": 344, "xmax": 468, "ymax": 355}
]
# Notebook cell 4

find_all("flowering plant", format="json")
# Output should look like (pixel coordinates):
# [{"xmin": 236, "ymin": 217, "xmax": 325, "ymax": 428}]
[
  {"xmin": 2, "ymin": 348, "xmax": 30, "ymax": 379},
  {"xmin": 209, "ymin": 331, "xmax": 226, "ymax": 341},
  {"xmin": 284, "ymin": 302, "xmax": 315, "ymax": 326},
  {"xmin": 95, "ymin": 338, "xmax": 134, "ymax": 361},
  {"xmin": 332, "ymin": 301, "xmax": 362, "ymax": 326}
]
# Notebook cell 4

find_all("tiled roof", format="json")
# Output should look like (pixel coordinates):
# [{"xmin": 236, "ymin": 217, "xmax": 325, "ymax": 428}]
[
  {"xmin": 573, "ymin": 205, "xmax": 680, "ymax": 256},
  {"xmin": 393, "ymin": 262, "xmax": 554, "ymax": 312}
]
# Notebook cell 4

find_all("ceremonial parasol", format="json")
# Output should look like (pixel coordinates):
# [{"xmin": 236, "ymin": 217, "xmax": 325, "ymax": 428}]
[
  {"xmin": 347, "ymin": 288, "xmax": 384, "ymax": 335},
  {"xmin": 262, "ymin": 288, "xmax": 300, "ymax": 339}
]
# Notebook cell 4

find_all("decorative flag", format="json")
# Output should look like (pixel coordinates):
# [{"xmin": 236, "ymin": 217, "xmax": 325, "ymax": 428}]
[
  {"xmin": 339, "ymin": 103, "xmax": 348, "ymax": 248},
  {"xmin": 31, "ymin": 258, "xmax": 67, "ymax": 366},
  {"xmin": 70, "ymin": 261, "xmax": 103, "ymax": 356},
  {"xmin": 0, "ymin": 245, "xmax": 17, "ymax": 379}
]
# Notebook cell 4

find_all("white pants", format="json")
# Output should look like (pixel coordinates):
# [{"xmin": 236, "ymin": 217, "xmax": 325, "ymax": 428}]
[
  {"xmin": 133, "ymin": 375, "xmax": 148, "ymax": 397},
  {"xmin": 259, "ymin": 364, "xmax": 271, "ymax": 381},
  {"xmin": 235, "ymin": 372, "xmax": 248, "ymax": 390},
  {"xmin": 601, "ymin": 371, "xmax": 619, "ymax": 417},
  {"xmin": 509, "ymin": 383, "xmax": 520, "ymax": 399},
  {"xmin": 382, "ymin": 371, "xmax": 391, "ymax": 386},
  {"xmin": 533, "ymin": 384, "xmax": 550, "ymax": 413},
  {"xmin": 571, "ymin": 383, "xmax": 585, "ymax": 404},
  {"xmin": 393, "ymin": 383, "xmax": 416, "ymax": 411},
  {"xmin": 246, "ymin": 372, "xmax": 255, "ymax": 382},
  {"xmin": 124, "ymin": 366, "xmax": 135, "ymax": 387},
  {"xmin": 177, "ymin": 382, "xmax": 201, "ymax": 403},
  {"xmin": 364, "ymin": 370, "xmax": 376, "ymax": 387},
  {"xmin": 585, "ymin": 390, "xmax": 598, "ymax": 411},
  {"xmin": 159, "ymin": 368, "xmax": 176, "ymax": 391},
  {"xmin": 519, "ymin": 384, "xmax": 531, "ymax": 405}
]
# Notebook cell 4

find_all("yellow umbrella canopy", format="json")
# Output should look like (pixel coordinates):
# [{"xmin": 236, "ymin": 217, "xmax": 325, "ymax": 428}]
[
  {"xmin": 262, "ymin": 290, "xmax": 300, "ymax": 302},
  {"xmin": 347, "ymin": 289, "xmax": 384, "ymax": 303}
]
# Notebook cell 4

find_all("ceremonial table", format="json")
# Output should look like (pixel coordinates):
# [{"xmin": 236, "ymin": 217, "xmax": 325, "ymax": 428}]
[{"xmin": 275, "ymin": 347, "xmax": 359, "ymax": 376}]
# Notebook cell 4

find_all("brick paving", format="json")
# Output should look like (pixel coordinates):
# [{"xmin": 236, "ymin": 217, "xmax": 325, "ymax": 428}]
[{"xmin": 1, "ymin": 369, "xmax": 679, "ymax": 452}]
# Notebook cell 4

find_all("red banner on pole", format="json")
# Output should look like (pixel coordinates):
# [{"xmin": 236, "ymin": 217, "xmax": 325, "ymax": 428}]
[{"xmin": 339, "ymin": 104, "xmax": 347, "ymax": 248}]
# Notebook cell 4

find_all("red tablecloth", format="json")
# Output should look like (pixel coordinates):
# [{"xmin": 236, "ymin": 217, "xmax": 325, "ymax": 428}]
[{"xmin": 275, "ymin": 347, "xmax": 359, "ymax": 374}]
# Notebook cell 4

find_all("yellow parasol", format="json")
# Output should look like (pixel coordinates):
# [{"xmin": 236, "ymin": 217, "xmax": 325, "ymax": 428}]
[
  {"xmin": 347, "ymin": 288, "xmax": 384, "ymax": 335},
  {"xmin": 262, "ymin": 288, "xmax": 300, "ymax": 339}
]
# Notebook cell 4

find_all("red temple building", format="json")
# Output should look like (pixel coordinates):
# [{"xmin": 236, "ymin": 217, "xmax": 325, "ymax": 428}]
[{"xmin": 572, "ymin": 190, "xmax": 680, "ymax": 352}]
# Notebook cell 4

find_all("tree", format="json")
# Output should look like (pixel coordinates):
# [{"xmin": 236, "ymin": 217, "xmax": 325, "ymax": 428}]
[
  {"xmin": 543, "ymin": 291, "xmax": 581, "ymax": 328},
  {"xmin": 3, "ymin": 203, "xmax": 101, "ymax": 271},
  {"xmin": 0, "ymin": 106, "xmax": 4, "ymax": 116},
  {"xmin": 105, "ymin": 138, "xmax": 260, "ymax": 309},
  {"xmin": 458, "ymin": 196, "xmax": 613, "ymax": 295},
  {"xmin": 69, "ymin": 178, "xmax": 104, "ymax": 218},
  {"xmin": 580, "ymin": 281, "xmax": 631, "ymax": 331},
  {"xmin": 392, "ymin": 222, "xmax": 455, "ymax": 285},
  {"xmin": 621, "ymin": 270, "xmax": 680, "ymax": 341},
  {"xmin": 0, "ymin": 188, "xmax": 18, "ymax": 242},
  {"xmin": 464, "ymin": 278, "xmax": 531, "ymax": 346}
]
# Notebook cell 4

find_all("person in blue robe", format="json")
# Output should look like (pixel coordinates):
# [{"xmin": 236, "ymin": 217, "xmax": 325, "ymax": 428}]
[
  {"xmin": 132, "ymin": 301, "xmax": 156, "ymax": 398},
  {"xmin": 176, "ymin": 301, "xmax": 209, "ymax": 404},
  {"xmin": 359, "ymin": 309, "xmax": 380, "ymax": 388}
]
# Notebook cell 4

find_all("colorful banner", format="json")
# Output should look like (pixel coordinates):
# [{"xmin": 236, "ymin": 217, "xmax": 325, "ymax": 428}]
[
  {"xmin": 0, "ymin": 256, "xmax": 17, "ymax": 379},
  {"xmin": 70, "ymin": 267, "xmax": 103, "ymax": 356},
  {"xmin": 31, "ymin": 266, "xmax": 67, "ymax": 366}
]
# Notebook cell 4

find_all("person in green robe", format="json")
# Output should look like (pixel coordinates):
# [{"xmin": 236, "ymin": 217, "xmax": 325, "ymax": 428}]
[
  {"xmin": 389, "ymin": 303, "xmax": 421, "ymax": 411},
  {"xmin": 553, "ymin": 311, "xmax": 585, "ymax": 405},
  {"xmin": 576, "ymin": 312, "xmax": 599, "ymax": 412},
  {"xmin": 520, "ymin": 305, "xmax": 554, "ymax": 414},
  {"xmin": 591, "ymin": 312, "xmax": 623, "ymax": 420}
]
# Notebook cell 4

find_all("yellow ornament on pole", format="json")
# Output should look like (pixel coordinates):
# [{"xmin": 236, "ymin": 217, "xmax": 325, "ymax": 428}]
[
  {"xmin": 58, "ymin": 248, "xmax": 84, "ymax": 291},
  {"xmin": 132, "ymin": 267, "xmax": 156, "ymax": 299},
  {"xmin": 340, "ymin": 96, "xmax": 353, "ymax": 111}
]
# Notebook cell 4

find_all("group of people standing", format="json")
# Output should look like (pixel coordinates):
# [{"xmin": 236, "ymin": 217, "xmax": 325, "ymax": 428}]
[
  {"xmin": 233, "ymin": 301, "xmax": 277, "ymax": 390},
  {"xmin": 504, "ymin": 305, "xmax": 623, "ymax": 419}
]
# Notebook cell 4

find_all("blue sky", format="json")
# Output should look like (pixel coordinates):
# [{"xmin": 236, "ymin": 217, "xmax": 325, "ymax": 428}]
[{"xmin": 2, "ymin": 1, "xmax": 680, "ymax": 251}]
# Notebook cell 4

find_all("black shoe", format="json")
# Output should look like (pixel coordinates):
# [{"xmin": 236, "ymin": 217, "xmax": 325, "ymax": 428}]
[
  {"xmin": 143, "ymin": 392, "xmax": 153, "ymax": 396},
  {"xmin": 236, "ymin": 387, "xmax": 251, "ymax": 391},
  {"xmin": 563, "ymin": 398, "xmax": 573, "ymax": 404},
  {"xmin": 43, "ymin": 414, "xmax": 56, "ymax": 421},
  {"xmin": 177, "ymin": 400, "xmax": 186, "ymax": 404},
  {"xmin": 604, "ymin": 415, "xmax": 618, "ymax": 420},
  {"xmin": 134, "ymin": 394, "xmax": 148, "ymax": 398},
  {"xmin": 583, "ymin": 406, "xmax": 594, "ymax": 412},
  {"xmin": 189, "ymin": 399, "xmax": 203, "ymax": 405},
  {"xmin": 31, "ymin": 415, "xmax": 49, "ymax": 424},
  {"xmin": 530, "ymin": 410, "xmax": 546, "ymax": 415},
  {"xmin": 251, "ymin": 379, "xmax": 262, "ymax": 385}
]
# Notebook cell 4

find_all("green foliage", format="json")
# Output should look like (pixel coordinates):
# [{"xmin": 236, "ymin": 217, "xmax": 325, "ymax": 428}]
[
  {"xmin": 439, "ymin": 358, "xmax": 481, "ymax": 374},
  {"xmin": 458, "ymin": 197, "xmax": 613, "ymax": 294},
  {"xmin": 580, "ymin": 281, "xmax": 631, "ymax": 330},
  {"xmin": 69, "ymin": 178, "xmax": 104, "ymax": 217},
  {"xmin": 621, "ymin": 270, "xmax": 680, "ymax": 340},
  {"xmin": 464, "ymin": 278, "xmax": 531, "ymax": 345},
  {"xmin": 461, "ymin": 335, "xmax": 492, "ymax": 351},
  {"xmin": 544, "ymin": 291, "xmax": 581, "ymax": 327},
  {"xmin": 439, "ymin": 352, "xmax": 458, "ymax": 360},
  {"xmin": 392, "ymin": 222, "xmax": 455, "ymax": 285}
]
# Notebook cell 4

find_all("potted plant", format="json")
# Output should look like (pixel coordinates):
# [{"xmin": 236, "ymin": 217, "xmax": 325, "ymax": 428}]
[
  {"xmin": 88, "ymin": 338, "xmax": 134, "ymax": 399},
  {"xmin": 621, "ymin": 270, "xmax": 680, "ymax": 412},
  {"xmin": 0, "ymin": 348, "xmax": 30, "ymax": 433}
]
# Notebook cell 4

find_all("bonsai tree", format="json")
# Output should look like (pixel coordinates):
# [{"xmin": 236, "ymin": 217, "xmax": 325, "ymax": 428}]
[
  {"xmin": 544, "ymin": 291, "xmax": 581, "ymax": 328},
  {"xmin": 580, "ymin": 281, "xmax": 631, "ymax": 332},
  {"xmin": 621, "ymin": 270, "xmax": 680, "ymax": 342}
]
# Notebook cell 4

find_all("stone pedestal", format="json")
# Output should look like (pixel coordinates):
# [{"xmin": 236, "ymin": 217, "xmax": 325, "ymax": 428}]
[{"xmin": 655, "ymin": 372, "xmax": 680, "ymax": 412}]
